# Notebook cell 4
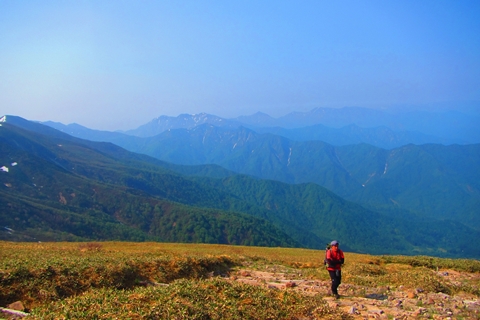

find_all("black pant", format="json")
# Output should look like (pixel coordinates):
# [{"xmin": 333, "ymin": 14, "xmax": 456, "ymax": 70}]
[{"xmin": 328, "ymin": 270, "xmax": 341, "ymax": 295}]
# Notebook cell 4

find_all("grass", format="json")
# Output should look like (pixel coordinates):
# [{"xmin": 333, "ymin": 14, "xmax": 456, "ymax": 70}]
[
  {"xmin": 30, "ymin": 279, "xmax": 350, "ymax": 320},
  {"xmin": 379, "ymin": 255, "xmax": 480, "ymax": 273},
  {"xmin": 1, "ymin": 241, "xmax": 479, "ymax": 319}
]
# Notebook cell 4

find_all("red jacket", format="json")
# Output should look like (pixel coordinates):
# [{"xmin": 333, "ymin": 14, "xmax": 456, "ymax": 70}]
[{"xmin": 326, "ymin": 248, "xmax": 344, "ymax": 271}]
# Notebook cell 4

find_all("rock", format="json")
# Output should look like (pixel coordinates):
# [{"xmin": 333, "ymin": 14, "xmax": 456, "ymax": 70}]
[
  {"xmin": 0, "ymin": 303, "xmax": 29, "ymax": 318},
  {"xmin": 7, "ymin": 301, "xmax": 24, "ymax": 311}
]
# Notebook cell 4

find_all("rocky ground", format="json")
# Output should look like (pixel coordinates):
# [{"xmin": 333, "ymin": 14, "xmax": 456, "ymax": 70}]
[{"xmin": 229, "ymin": 267, "xmax": 480, "ymax": 319}]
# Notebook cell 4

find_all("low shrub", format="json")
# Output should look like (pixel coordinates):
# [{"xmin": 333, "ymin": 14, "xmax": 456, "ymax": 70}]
[{"xmin": 30, "ymin": 278, "xmax": 352, "ymax": 320}]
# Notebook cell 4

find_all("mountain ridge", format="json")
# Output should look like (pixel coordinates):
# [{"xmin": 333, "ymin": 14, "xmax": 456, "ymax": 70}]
[
  {"xmin": 3, "ymin": 117, "xmax": 480, "ymax": 257},
  {"xmin": 40, "ymin": 106, "xmax": 479, "ymax": 148}
]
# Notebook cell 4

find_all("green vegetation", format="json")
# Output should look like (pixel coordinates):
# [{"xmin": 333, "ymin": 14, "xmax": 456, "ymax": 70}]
[
  {"xmin": 0, "ymin": 242, "xmax": 234, "ymax": 308},
  {"xmin": 32, "ymin": 280, "xmax": 344, "ymax": 320},
  {"xmin": 105, "ymin": 123, "xmax": 480, "ymax": 230},
  {"xmin": 380, "ymin": 255, "xmax": 480, "ymax": 273},
  {"xmin": 1, "ymin": 242, "xmax": 479, "ymax": 319}
]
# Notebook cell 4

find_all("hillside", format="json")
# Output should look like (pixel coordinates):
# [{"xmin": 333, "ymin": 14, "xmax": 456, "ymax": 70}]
[
  {"xmin": 40, "ymin": 116, "xmax": 480, "ymax": 229},
  {"xmin": 1, "ymin": 242, "xmax": 479, "ymax": 319},
  {"xmin": 2, "ymin": 117, "xmax": 480, "ymax": 257},
  {"xmin": 0, "ymin": 121, "xmax": 297, "ymax": 247},
  {"xmin": 253, "ymin": 123, "xmax": 447, "ymax": 149},
  {"xmin": 88, "ymin": 124, "xmax": 480, "ymax": 230}
]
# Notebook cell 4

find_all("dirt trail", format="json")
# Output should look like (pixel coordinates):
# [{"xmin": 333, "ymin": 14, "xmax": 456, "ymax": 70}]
[{"xmin": 228, "ymin": 267, "xmax": 480, "ymax": 319}]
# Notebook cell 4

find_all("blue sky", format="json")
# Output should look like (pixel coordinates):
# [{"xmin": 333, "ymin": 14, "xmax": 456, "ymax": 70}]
[{"xmin": 1, "ymin": 1, "xmax": 479, "ymax": 130}]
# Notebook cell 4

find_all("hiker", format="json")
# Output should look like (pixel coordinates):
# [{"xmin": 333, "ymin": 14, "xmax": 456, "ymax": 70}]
[{"xmin": 326, "ymin": 240, "xmax": 344, "ymax": 298}]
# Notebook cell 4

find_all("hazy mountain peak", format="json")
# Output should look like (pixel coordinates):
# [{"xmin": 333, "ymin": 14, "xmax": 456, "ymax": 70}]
[
  {"xmin": 233, "ymin": 112, "xmax": 277, "ymax": 127},
  {"xmin": 245, "ymin": 111, "xmax": 274, "ymax": 118},
  {"xmin": 126, "ymin": 113, "xmax": 237, "ymax": 137}
]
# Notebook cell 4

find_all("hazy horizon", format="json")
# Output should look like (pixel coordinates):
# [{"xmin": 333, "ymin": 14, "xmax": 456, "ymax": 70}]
[{"xmin": 1, "ymin": 1, "xmax": 479, "ymax": 130}]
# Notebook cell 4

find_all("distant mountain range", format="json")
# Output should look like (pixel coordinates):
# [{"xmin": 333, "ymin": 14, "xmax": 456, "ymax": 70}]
[
  {"xmin": 236, "ymin": 107, "xmax": 480, "ymax": 144},
  {"xmin": 123, "ymin": 113, "xmax": 241, "ymax": 138},
  {"xmin": 45, "ymin": 107, "xmax": 479, "ymax": 148},
  {"xmin": 1, "ymin": 107, "xmax": 479, "ymax": 258},
  {"xmin": 41, "ymin": 109, "xmax": 480, "ymax": 230}
]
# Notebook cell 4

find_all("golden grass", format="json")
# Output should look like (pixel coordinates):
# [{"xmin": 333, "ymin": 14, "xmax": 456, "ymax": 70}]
[{"xmin": 1, "ymin": 241, "xmax": 479, "ymax": 319}]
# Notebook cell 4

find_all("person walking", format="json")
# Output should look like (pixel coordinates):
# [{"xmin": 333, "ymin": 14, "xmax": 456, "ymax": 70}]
[{"xmin": 326, "ymin": 240, "xmax": 344, "ymax": 298}]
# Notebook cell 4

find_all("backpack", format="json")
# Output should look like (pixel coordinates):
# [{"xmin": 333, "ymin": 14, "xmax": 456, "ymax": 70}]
[{"xmin": 323, "ymin": 244, "xmax": 332, "ymax": 268}]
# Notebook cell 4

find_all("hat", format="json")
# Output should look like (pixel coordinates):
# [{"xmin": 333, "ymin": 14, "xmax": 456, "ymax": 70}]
[{"xmin": 330, "ymin": 240, "xmax": 339, "ymax": 246}]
